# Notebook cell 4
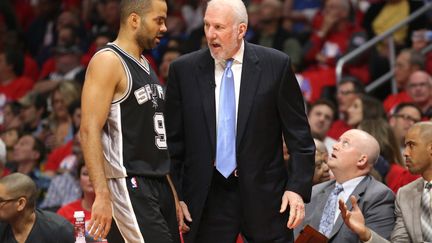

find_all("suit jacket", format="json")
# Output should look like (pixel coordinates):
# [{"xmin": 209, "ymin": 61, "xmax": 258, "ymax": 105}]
[
  {"xmin": 165, "ymin": 42, "xmax": 315, "ymax": 242},
  {"xmin": 353, "ymin": 178, "xmax": 425, "ymax": 243},
  {"xmin": 296, "ymin": 176, "xmax": 395, "ymax": 243},
  {"xmin": 391, "ymin": 177, "xmax": 424, "ymax": 243}
]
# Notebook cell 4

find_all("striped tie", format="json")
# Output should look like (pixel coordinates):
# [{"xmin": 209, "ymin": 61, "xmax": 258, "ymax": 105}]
[{"xmin": 421, "ymin": 182, "xmax": 432, "ymax": 242}]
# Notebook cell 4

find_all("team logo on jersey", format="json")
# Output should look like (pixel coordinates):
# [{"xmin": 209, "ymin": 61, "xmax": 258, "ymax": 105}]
[
  {"xmin": 134, "ymin": 84, "xmax": 165, "ymax": 108},
  {"xmin": 131, "ymin": 177, "xmax": 138, "ymax": 188}
]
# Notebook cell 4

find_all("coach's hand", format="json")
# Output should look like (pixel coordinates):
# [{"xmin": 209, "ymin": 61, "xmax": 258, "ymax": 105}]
[
  {"xmin": 279, "ymin": 190, "xmax": 305, "ymax": 229},
  {"xmin": 179, "ymin": 201, "xmax": 192, "ymax": 233},
  {"xmin": 88, "ymin": 195, "xmax": 112, "ymax": 240}
]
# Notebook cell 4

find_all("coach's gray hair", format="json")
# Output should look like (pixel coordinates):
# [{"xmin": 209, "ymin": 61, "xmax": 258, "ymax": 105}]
[{"xmin": 207, "ymin": 0, "xmax": 248, "ymax": 26}]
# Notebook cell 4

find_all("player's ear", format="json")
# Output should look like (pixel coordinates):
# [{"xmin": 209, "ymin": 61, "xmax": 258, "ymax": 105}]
[{"xmin": 129, "ymin": 13, "xmax": 141, "ymax": 29}]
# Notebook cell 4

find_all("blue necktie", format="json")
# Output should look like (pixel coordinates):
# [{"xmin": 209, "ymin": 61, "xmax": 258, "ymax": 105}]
[
  {"xmin": 421, "ymin": 182, "xmax": 432, "ymax": 242},
  {"xmin": 216, "ymin": 59, "xmax": 236, "ymax": 178},
  {"xmin": 319, "ymin": 184, "xmax": 344, "ymax": 237}
]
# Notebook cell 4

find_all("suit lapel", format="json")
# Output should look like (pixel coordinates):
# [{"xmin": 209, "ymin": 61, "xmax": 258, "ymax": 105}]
[
  {"xmin": 412, "ymin": 179, "xmax": 424, "ymax": 242},
  {"xmin": 237, "ymin": 42, "xmax": 261, "ymax": 148},
  {"xmin": 329, "ymin": 176, "xmax": 370, "ymax": 239},
  {"xmin": 197, "ymin": 50, "xmax": 217, "ymax": 153}
]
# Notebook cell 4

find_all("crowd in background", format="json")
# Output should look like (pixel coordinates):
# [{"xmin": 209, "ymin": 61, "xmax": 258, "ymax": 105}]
[{"xmin": 0, "ymin": 0, "xmax": 432, "ymax": 240}]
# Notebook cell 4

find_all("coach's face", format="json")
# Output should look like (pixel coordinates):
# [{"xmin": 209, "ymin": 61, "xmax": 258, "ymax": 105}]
[{"xmin": 204, "ymin": 4, "xmax": 246, "ymax": 61}]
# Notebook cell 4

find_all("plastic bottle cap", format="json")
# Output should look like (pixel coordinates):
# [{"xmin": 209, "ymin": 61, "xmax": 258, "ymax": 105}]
[{"xmin": 74, "ymin": 211, "xmax": 85, "ymax": 218}]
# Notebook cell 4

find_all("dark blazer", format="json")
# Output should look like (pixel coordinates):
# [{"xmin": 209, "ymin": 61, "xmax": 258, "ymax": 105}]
[
  {"xmin": 296, "ymin": 176, "xmax": 395, "ymax": 243},
  {"xmin": 165, "ymin": 41, "xmax": 315, "ymax": 242}
]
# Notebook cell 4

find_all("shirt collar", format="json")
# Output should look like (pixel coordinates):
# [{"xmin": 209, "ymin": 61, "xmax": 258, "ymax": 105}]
[
  {"xmin": 337, "ymin": 176, "xmax": 366, "ymax": 192},
  {"xmin": 216, "ymin": 40, "xmax": 245, "ymax": 67}
]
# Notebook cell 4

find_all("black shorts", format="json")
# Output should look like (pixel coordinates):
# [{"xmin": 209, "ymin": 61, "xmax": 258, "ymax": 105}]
[{"xmin": 106, "ymin": 176, "xmax": 180, "ymax": 243}]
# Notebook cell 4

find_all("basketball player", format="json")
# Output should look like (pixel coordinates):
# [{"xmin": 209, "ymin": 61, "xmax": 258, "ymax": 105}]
[{"xmin": 80, "ymin": 1, "xmax": 182, "ymax": 242}]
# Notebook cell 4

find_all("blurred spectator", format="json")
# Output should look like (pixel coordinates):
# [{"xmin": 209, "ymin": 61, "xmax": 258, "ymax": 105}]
[
  {"xmin": 308, "ymin": 99, "xmax": 337, "ymax": 153},
  {"xmin": 389, "ymin": 103, "xmax": 422, "ymax": 152},
  {"xmin": 44, "ymin": 81, "xmax": 81, "ymax": 151},
  {"xmin": 41, "ymin": 132, "xmax": 82, "ymax": 210},
  {"xmin": 81, "ymin": 31, "xmax": 115, "ymax": 66},
  {"xmin": 0, "ymin": 173, "xmax": 74, "ymax": 243},
  {"xmin": 0, "ymin": 30, "xmax": 40, "ymax": 83},
  {"xmin": 18, "ymin": 92, "xmax": 48, "ymax": 138},
  {"xmin": 282, "ymin": 0, "xmax": 321, "ymax": 37},
  {"xmin": 363, "ymin": 0, "xmax": 426, "ymax": 49},
  {"xmin": 327, "ymin": 77, "xmax": 365, "ymax": 139},
  {"xmin": 250, "ymin": 0, "xmax": 302, "ymax": 69},
  {"xmin": 44, "ymin": 100, "xmax": 82, "ymax": 175},
  {"xmin": 90, "ymin": 0, "xmax": 120, "ymax": 38},
  {"xmin": 57, "ymin": 161, "xmax": 93, "ymax": 224},
  {"xmin": 346, "ymin": 95, "xmax": 386, "ymax": 128},
  {"xmin": 359, "ymin": 119, "xmax": 420, "ymax": 194},
  {"xmin": 1, "ymin": 102, "xmax": 22, "ymax": 132},
  {"xmin": 313, "ymin": 138, "xmax": 331, "ymax": 185},
  {"xmin": 406, "ymin": 70, "xmax": 432, "ymax": 119},
  {"xmin": 363, "ymin": 0, "xmax": 426, "ymax": 83},
  {"xmin": 34, "ymin": 44, "xmax": 85, "ymax": 95},
  {"xmin": 0, "ymin": 128, "xmax": 20, "ymax": 163},
  {"xmin": 0, "ymin": 48, "xmax": 34, "ymax": 103},
  {"xmin": 411, "ymin": 29, "xmax": 432, "ymax": 75},
  {"xmin": 12, "ymin": 134, "xmax": 50, "ymax": 206},
  {"xmin": 301, "ymin": 0, "xmax": 368, "ymax": 102},
  {"xmin": 159, "ymin": 48, "xmax": 181, "ymax": 85},
  {"xmin": 383, "ymin": 49, "xmax": 424, "ymax": 113}
]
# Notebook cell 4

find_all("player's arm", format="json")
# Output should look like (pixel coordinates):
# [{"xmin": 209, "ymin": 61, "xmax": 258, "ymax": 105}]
[
  {"xmin": 80, "ymin": 51, "xmax": 124, "ymax": 239},
  {"xmin": 166, "ymin": 175, "xmax": 190, "ymax": 233}
]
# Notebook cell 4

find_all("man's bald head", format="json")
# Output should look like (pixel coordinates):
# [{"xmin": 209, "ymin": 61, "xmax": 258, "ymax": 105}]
[
  {"xmin": 0, "ymin": 173, "xmax": 37, "ymax": 209},
  {"xmin": 349, "ymin": 129, "xmax": 381, "ymax": 166}
]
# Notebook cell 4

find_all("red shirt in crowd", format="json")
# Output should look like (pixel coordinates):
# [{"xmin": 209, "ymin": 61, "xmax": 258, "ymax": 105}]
[{"xmin": 0, "ymin": 76, "xmax": 34, "ymax": 101}]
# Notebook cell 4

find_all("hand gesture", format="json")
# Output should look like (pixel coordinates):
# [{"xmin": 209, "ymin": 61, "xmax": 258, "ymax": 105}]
[
  {"xmin": 280, "ymin": 190, "xmax": 305, "ymax": 229},
  {"xmin": 338, "ymin": 195, "xmax": 371, "ymax": 241}
]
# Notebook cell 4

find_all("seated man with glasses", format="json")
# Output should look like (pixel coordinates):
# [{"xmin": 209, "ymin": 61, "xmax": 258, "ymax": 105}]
[
  {"xmin": 389, "ymin": 103, "xmax": 422, "ymax": 153},
  {"xmin": 406, "ymin": 70, "xmax": 432, "ymax": 119},
  {"xmin": 0, "ymin": 173, "xmax": 74, "ymax": 243}
]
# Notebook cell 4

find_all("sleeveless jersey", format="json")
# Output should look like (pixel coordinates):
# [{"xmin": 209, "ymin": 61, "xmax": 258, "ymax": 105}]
[{"xmin": 97, "ymin": 43, "xmax": 169, "ymax": 178}]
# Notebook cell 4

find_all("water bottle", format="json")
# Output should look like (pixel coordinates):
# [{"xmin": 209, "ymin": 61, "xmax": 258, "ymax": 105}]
[{"xmin": 74, "ymin": 211, "xmax": 86, "ymax": 243}]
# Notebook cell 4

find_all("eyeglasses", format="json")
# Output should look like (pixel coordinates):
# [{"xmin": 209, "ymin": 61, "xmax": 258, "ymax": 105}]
[
  {"xmin": 393, "ymin": 114, "xmax": 421, "ymax": 123},
  {"xmin": 337, "ymin": 90, "xmax": 356, "ymax": 96},
  {"xmin": 0, "ymin": 197, "xmax": 21, "ymax": 205}
]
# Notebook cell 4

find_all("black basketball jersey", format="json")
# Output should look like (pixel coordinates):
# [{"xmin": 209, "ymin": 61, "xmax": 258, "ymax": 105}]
[{"xmin": 98, "ymin": 43, "xmax": 170, "ymax": 178}]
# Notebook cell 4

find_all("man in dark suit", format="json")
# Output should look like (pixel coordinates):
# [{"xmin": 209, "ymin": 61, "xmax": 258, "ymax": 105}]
[
  {"xmin": 295, "ymin": 129, "xmax": 395, "ymax": 242},
  {"xmin": 164, "ymin": 0, "xmax": 315, "ymax": 242},
  {"xmin": 339, "ymin": 122, "xmax": 432, "ymax": 243}
]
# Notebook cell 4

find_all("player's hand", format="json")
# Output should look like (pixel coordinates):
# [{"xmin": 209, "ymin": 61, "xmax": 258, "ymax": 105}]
[
  {"xmin": 179, "ymin": 201, "xmax": 192, "ymax": 233},
  {"xmin": 87, "ymin": 195, "xmax": 112, "ymax": 240},
  {"xmin": 280, "ymin": 190, "xmax": 304, "ymax": 229},
  {"xmin": 338, "ymin": 196, "xmax": 371, "ymax": 241}
]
